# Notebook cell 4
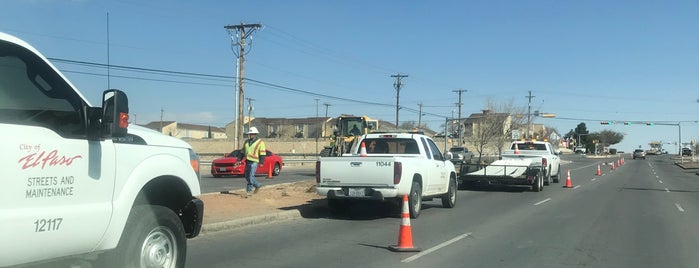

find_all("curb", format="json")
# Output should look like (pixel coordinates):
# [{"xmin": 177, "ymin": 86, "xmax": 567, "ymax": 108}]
[{"xmin": 200, "ymin": 209, "xmax": 303, "ymax": 234}]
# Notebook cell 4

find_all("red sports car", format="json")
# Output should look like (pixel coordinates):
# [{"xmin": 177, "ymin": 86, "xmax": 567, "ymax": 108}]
[{"xmin": 211, "ymin": 149, "xmax": 283, "ymax": 178}]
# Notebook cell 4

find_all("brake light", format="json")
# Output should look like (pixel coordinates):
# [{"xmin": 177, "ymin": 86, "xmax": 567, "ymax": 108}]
[
  {"xmin": 315, "ymin": 161, "xmax": 321, "ymax": 183},
  {"xmin": 542, "ymin": 157, "xmax": 547, "ymax": 167},
  {"xmin": 394, "ymin": 162, "xmax": 402, "ymax": 184}
]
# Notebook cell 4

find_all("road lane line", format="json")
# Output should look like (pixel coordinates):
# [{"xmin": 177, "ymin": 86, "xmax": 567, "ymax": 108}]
[
  {"xmin": 534, "ymin": 198, "xmax": 551, "ymax": 206},
  {"xmin": 573, "ymin": 185, "xmax": 581, "ymax": 189},
  {"xmin": 665, "ymin": 188, "xmax": 670, "ymax": 192},
  {"xmin": 591, "ymin": 178, "xmax": 597, "ymax": 181},
  {"xmin": 659, "ymin": 180, "xmax": 663, "ymax": 184},
  {"xmin": 675, "ymin": 203, "xmax": 685, "ymax": 212},
  {"xmin": 402, "ymin": 233, "xmax": 472, "ymax": 263}
]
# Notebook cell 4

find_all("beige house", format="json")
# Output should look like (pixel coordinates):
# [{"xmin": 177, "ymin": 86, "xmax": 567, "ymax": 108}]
[{"xmin": 142, "ymin": 121, "xmax": 227, "ymax": 139}]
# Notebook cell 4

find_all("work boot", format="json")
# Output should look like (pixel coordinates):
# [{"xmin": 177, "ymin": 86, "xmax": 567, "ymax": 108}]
[{"xmin": 254, "ymin": 185, "xmax": 263, "ymax": 194}]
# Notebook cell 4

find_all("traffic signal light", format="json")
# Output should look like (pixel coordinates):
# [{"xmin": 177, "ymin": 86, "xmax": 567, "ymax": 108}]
[
  {"xmin": 645, "ymin": 122, "xmax": 654, "ymax": 126},
  {"xmin": 600, "ymin": 121, "xmax": 613, "ymax": 125},
  {"xmin": 623, "ymin": 122, "xmax": 631, "ymax": 125}
]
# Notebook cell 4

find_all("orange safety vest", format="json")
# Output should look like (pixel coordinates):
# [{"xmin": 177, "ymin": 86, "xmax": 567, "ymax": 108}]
[{"xmin": 243, "ymin": 138, "xmax": 265, "ymax": 163}]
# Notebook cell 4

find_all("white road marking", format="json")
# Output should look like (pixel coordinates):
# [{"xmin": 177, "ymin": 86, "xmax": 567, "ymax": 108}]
[
  {"xmin": 402, "ymin": 233, "xmax": 472, "ymax": 263},
  {"xmin": 534, "ymin": 198, "xmax": 552, "ymax": 206},
  {"xmin": 659, "ymin": 180, "xmax": 663, "ymax": 184},
  {"xmin": 675, "ymin": 203, "xmax": 685, "ymax": 212},
  {"xmin": 656, "ymin": 175, "xmax": 660, "ymax": 179},
  {"xmin": 573, "ymin": 185, "xmax": 581, "ymax": 189},
  {"xmin": 665, "ymin": 188, "xmax": 670, "ymax": 192},
  {"xmin": 591, "ymin": 178, "xmax": 597, "ymax": 181}
]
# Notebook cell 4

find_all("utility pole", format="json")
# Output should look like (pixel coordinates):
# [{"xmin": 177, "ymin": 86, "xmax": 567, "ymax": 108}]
[
  {"xmin": 246, "ymin": 97, "xmax": 255, "ymax": 129},
  {"xmin": 315, "ymin": 98, "xmax": 319, "ymax": 154},
  {"xmin": 159, "ymin": 108, "xmax": 164, "ymax": 133},
  {"xmin": 525, "ymin": 90, "xmax": 535, "ymax": 139},
  {"xmin": 225, "ymin": 22, "xmax": 262, "ymax": 148},
  {"xmin": 391, "ymin": 73, "xmax": 408, "ymax": 129},
  {"xmin": 417, "ymin": 103, "xmax": 423, "ymax": 129},
  {"xmin": 453, "ymin": 89, "xmax": 467, "ymax": 146}
]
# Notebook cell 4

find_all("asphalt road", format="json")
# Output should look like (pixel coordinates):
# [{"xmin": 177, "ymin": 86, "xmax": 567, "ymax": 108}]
[
  {"xmin": 187, "ymin": 154, "xmax": 699, "ymax": 268},
  {"xmin": 199, "ymin": 164, "xmax": 316, "ymax": 193}
]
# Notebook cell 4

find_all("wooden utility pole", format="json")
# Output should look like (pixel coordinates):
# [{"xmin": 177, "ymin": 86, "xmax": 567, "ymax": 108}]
[
  {"xmin": 224, "ymin": 23, "xmax": 262, "ymax": 148},
  {"xmin": 453, "ymin": 89, "xmax": 467, "ymax": 146},
  {"xmin": 391, "ymin": 73, "xmax": 408, "ymax": 129},
  {"xmin": 525, "ymin": 90, "xmax": 535, "ymax": 139}
]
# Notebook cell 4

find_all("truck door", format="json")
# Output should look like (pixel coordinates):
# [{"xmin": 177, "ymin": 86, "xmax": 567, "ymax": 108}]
[
  {"xmin": 423, "ymin": 138, "xmax": 448, "ymax": 195},
  {"xmin": 0, "ymin": 48, "xmax": 115, "ymax": 265}
]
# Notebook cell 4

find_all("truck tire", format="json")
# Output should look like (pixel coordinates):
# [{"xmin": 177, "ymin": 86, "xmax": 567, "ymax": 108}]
[
  {"xmin": 102, "ymin": 205, "xmax": 186, "ymax": 268},
  {"xmin": 544, "ymin": 168, "xmax": 551, "ymax": 186},
  {"xmin": 441, "ymin": 176, "xmax": 457, "ymax": 208},
  {"xmin": 552, "ymin": 164, "xmax": 561, "ymax": 183},
  {"xmin": 532, "ymin": 172, "xmax": 543, "ymax": 192},
  {"xmin": 319, "ymin": 148, "xmax": 332, "ymax": 157},
  {"xmin": 408, "ymin": 181, "xmax": 422, "ymax": 219}
]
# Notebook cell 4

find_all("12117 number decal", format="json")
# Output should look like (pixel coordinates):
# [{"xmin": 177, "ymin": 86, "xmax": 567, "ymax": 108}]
[{"xmin": 34, "ymin": 218, "xmax": 63, "ymax": 232}]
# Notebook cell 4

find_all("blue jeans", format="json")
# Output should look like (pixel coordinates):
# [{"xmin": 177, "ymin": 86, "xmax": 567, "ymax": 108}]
[{"xmin": 244, "ymin": 162, "xmax": 261, "ymax": 192}]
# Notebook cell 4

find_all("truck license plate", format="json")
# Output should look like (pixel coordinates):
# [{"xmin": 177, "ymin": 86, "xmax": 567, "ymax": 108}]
[
  {"xmin": 348, "ymin": 188, "xmax": 365, "ymax": 197},
  {"xmin": 219, "ymin": 167, "xmax": 227, "ymax": 172}
]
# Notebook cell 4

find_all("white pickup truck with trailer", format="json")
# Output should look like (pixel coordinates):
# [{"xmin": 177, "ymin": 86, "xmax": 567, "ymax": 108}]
[
  {"xmin": 316, "ymin": 132, "xmax": 457, "ymax": 218},
  {"xmin": 459, "ymin": 140, "xmax": 562, "ymax": 191},
  {"xmin": 0, "ymin": 32, "xmax": 203, "ymax": 268}
]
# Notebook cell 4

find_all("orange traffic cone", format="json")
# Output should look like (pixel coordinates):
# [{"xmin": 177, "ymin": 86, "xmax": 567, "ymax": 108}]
[
  {"xmin": 596, "ymin": 164, "xmax": 601, "ymax": 176},
  {"xmin": 565, "ymin": 169, "xmax": 573, "ymax": 188},
  {"xmin": 266, "ymin": 162, "xmax": 273, "ymax": 179},
  {"xmin": 389, "ymin": 195, "xmax": 421, "ymax": 252},
  {"xmin": 359, "ymin": 141, "xmax": 368, "ymax": 157},
  {"xmin": 611, "ymin": 162, "xmax": 615, "ymax": 171},
  {"xmin": 514, "ymin": 143, "xmax": 520, "ymax": 154}
]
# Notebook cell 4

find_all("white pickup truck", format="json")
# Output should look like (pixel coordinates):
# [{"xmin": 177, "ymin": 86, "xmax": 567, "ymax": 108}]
[
  {"xmin": 316, "ymin": 132, "xmax": 457, "ymax": 218},
  {"xmin": 1, "ymin": 32, "xmax": 203, "ymax": 267},
  {"xmin": 459, "ymin": 140, "xmax": 561, "ymax": 191}
]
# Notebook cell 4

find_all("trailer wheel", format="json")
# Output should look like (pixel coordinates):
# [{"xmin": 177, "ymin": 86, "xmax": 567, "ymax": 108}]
[
  {"xmin": 441, "ymin": 176, "xmax": 457, "ymax": 208},
  {"xmin": 408, "ymin": 181, "xmax": 422, "ymax": 218}
]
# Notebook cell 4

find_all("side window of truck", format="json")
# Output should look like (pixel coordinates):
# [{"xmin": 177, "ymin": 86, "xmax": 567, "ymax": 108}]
[
  {"xmin": 426, "ymin": 139, "xmax": 443, "ymax": 161},
  {"xmin": 0, "ymin": 49, "xmax": 85, "ymax": 138}
]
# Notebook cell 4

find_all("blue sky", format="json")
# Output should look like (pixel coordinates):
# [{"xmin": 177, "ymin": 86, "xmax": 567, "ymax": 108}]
[{"xmin": 1, "ymin": 0, "xmax": 697, "ymax": 152}]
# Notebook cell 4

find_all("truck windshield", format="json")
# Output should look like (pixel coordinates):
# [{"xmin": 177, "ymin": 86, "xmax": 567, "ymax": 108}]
[{"xmin": 512, "ymin": 142, "xmax": 547, "ymax": 150}]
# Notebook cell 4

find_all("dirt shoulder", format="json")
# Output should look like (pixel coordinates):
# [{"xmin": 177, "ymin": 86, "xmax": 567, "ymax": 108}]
[{"xmin": 199, "ymin": 179, "xmax": 325, "ymax": 226}]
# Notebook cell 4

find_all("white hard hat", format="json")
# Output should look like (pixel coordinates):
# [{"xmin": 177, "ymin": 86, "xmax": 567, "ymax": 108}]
[{"xmin": 246, "ymin": 127, "xmax": 259, "ymax": 134}]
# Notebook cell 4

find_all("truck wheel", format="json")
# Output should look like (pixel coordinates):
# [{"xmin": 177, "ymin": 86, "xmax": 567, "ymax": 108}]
[
  {"xmin": 102, "ymin": 205, "xmax": 186, "ymax": 268},
  {"xmin": 532, "ymin": 172, "xmax": 543, "ymax": 192},
  {"xmin": 408, "ymin": 181, "xmax": 422, "ymax": 219},
  {"xmin": 272, "ymin": 163, "xmax": 281, "ymax": 176},
  {"xmin": 553, "ymin": 164, "xmax": 561, "ymax": 183},
  {"xmin": 544, "ymin": 168, "xmax": 551, "ymax": 186},
  {"xmin": 441, "ymin": 176, "xmax": 457, "ymax": 208}
]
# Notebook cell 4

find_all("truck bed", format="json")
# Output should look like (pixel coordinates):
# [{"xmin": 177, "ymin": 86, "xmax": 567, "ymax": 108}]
[{"xmin": 464, "ymin": 158, "xmax": 532, "ymax": 178}]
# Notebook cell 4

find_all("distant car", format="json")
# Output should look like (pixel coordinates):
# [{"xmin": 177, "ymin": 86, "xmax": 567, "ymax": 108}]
[
  {"xmin": 574, "ymin": 147, "xmax": 587, "ymax": 154},
  {"xmin": 211, "ymin": 149, "xmax": 283, "ymax": 178},
  {"xmin": 633, "ymin": 149, "xmax": 646, "ymax": 159},
  {"xmin": 449, "ymin": 146, "xmax": 474, "ymax": 163},
  {"xmin": 682, "ymin": 148, "xmax": 693, "ymax": 156}
]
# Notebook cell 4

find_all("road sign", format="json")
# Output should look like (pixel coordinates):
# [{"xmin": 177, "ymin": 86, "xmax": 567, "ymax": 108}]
[{"xmin": 512, "ymin": 130, "xmax": 520, "ymax": 140}]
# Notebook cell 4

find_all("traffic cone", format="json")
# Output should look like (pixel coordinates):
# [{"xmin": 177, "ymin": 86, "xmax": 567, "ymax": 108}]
[
  {"xmin": 596, "ymin": 164, "xmax": 601, "ymax": 176},
  {"xmin": 359, "ymin": 141, "xmax": 368, "ymax": 157},
  {"xmin": 266, "ymin": 162, "xmax": 273, "ymax": 179},
  {"xmin": 565, "ymin": 169, "xmax": 573, "ymax": 188},
  {"xmin": 611, "ymin": 162, "xmax": 615, "ymax": 171},
  {"xmin": 388, "ymin": 195, "xmax": 421, "ymax": 252},
  {"xmin": 514, "ymin": 143, "xmax": 520, "ymax": 154}
]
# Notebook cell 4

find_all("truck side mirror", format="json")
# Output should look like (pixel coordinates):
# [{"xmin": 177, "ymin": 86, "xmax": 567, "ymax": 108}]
[
  {"xmin": 444, "ymin": 152, "xmax": 454, "ymax": 160},
  {"xmin": 102, "ymin": 89, "xmax": 129, "ymax": 138}
]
